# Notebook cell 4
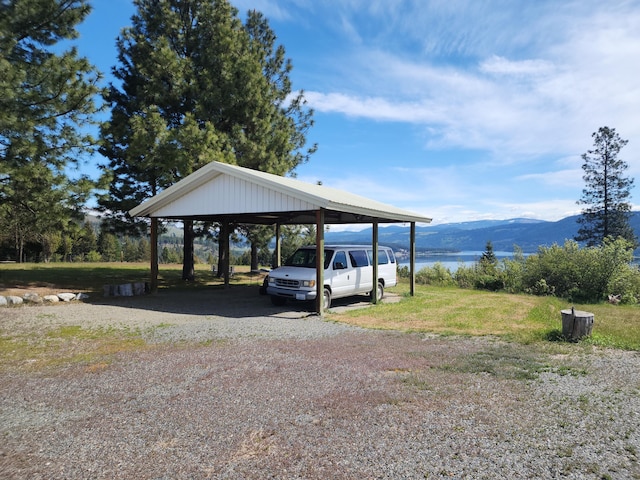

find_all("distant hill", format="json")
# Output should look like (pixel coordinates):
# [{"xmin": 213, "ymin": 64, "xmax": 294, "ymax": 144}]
[{"xmin": 325, "ymin": 213, "xmax": 640, "ymax": 253}]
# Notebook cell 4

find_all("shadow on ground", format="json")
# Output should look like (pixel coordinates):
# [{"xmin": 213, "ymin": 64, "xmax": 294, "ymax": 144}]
[{"xmin": 89, "ymin": 284, "xmax": 401, "ymax": 319}]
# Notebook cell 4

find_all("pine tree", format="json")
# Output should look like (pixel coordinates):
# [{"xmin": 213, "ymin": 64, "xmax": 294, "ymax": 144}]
[
  {"xmin": 576, "ymin": 127, "xmax": 636, "ymax": 247},
  {"xmin": 99, "ymin": 0, "xmax": 315, "ymax": 279},
  {"xmin": 0, "ymin": 0, "xmax": 101, "ymax": 262}
]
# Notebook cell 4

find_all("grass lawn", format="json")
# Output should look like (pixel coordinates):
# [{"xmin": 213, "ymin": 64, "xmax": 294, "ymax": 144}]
[
  {"xmin": 335, "ymin": 282, "xmax": 640, "ymax": 350},
  {"xmin": 2, "ymin": 263, "xmax": 639, "ymax": 351},
  {"xmin": 0, "ymin": 261, "xmax": 262, "ymax": 294}
]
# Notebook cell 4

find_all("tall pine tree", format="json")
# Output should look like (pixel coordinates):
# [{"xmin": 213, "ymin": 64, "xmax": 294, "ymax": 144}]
[
  {"xmin": 99, "ymin": 0, "xmax": 315, "ymax": 278},
  {"xmin": 575, "ymin": 126, "xmax": 636, "ymax": 247},
  {"xmin": 0, "ymin": 0, "xmax": 101, "ymax": 261}
]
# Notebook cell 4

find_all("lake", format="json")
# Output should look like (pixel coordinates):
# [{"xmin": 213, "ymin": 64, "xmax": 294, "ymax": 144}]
[{"xmin": 398, "ymin": 251, "xmax": 515, "ymax": 272}]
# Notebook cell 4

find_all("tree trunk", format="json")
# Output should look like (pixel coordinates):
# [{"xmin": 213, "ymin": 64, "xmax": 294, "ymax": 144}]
[
  {"xmin": 182, "ymin": 220, "xmax": 195, "ymax": 281},
  {"xmin": 250, "ymin": 241, "xmax": 259, "ymax": 271}
]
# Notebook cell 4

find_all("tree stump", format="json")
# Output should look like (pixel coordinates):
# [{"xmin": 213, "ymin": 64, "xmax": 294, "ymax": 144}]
[{"xmin": 561, "ymin": 308, "xmax": 594, "ymax": 341}]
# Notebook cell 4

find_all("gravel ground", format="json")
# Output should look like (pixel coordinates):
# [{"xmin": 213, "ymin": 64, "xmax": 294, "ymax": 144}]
[{"xmin": 1, "ymin": 287, "xmax": 639, "ymax": 479}]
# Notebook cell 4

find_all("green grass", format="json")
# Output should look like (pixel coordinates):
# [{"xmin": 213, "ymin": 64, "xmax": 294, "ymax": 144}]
[
  {"xmin": 0, "ymin": 324, "xmax": 147, "ymax": 372},
  {"xmin": 0, "ymin": 261, "xmax": 263, "ymax": 294},
  {"xmin": 336, "ymin": 283, "xmax": 640, "ymax": 350}
]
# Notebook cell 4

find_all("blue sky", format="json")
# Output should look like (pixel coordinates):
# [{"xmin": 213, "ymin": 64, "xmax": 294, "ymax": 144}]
[{"xmin": 73, "ymin": 0, "xmax": 640, "ymax": 226}]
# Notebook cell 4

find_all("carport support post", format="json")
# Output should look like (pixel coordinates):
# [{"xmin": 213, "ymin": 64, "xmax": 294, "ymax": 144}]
[
  {"xmin": 371, "ymin": 221, "xmax": 379, "ymax": 304},
  {"xmin": 410, "ymin": 222, "xmax": 416, "ymax": 296},
  {"xmin": 315, "ymin": 209, "xmax": 325, "ymax": 315},
  {"xmin": 150, "ymin": 217, "xmax": 159, "ymax": 293},
  {"xmin": 274, "ymin": 223, "xmax": 281, "ymax": 267}
]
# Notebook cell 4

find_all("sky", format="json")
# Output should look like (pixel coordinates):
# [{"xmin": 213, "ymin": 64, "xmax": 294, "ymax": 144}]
[{"xmin": 72, "ymin": 0, "xmax": 640, "ymax": 226}]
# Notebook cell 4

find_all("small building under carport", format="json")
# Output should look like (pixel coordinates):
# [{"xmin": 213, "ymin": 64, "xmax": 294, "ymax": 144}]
[{"xmin": 129, "ymin": 161, "xmax": 432, "ymax": 315}]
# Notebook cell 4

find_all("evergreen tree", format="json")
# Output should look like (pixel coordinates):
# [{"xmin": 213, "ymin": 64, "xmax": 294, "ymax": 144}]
[
  {"xmin": 99, "ymin": 0, "xmax": 315, "ymax": 278},
  {"xmin": 98, "ymin": 231, "xmax": 121, "ymax": 262},
  {"xmin": 576, "ymin": 127, "xmax": 636, "ymax": 247},
  {"xmin": 0, "ymin": 0, "xmax": 101, "ymax": 262}
]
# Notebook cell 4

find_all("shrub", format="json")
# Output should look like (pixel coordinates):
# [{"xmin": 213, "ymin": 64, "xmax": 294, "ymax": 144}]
[
  {"xmin": 454, "ymin": 264, "xmax": 476, "ymax": 289},
  {"xmin": 521, "ymin": 238, "xmax": 635, "ymax": 302},
  {"xmin": 415, "ymin": 263, "xmax": 455, "ymax": 286}
]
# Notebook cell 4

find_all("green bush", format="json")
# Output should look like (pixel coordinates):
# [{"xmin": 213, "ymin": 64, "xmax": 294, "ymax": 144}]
[
  {"xmin": 454, "ymin": 264, "xmax": 476, "ymax": 289},
  {"xmin": 520, "ymin": 238, "xmax": 635, "ymax": 302},
  {"xmin": 415, "ymin": 262, "xmax": 456, "ymax": 286}
]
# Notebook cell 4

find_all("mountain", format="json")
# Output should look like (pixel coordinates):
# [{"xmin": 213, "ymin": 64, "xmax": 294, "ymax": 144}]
[{"xmin": 325, "ymin": 213, "xmax": 640, "ymax": 253}]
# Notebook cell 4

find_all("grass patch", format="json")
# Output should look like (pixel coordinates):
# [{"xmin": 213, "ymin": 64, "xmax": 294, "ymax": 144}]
[
  {"xmin": 0, "ymin": 325, "xmax": 147, "ymax": 372},
  {"xmin": 337, "ymin": 283, "xmax": 640, "ymax": 350},
  {"xmin": 440, "ymin": 344, "xmax": 589, "ymax": 381},
  {"xmin": 0, "ymin": 262, "xmax": 265, "ymax": 295}
]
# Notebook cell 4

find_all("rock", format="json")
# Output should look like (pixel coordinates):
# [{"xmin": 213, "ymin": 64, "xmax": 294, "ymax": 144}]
[
  {"xmin": 0, "ymin": 296, "xmax": 6, "ymax": 306},
  {"xmin": 43, "ymin": 295, "xmax": 60, "ymax": 303},
  {"xmin": 6, "ymin": 296, "xmax": 23, "ymax": 305},
  {"xmin": 23, "ymin": 293, "xmax": 43, "ymax": 304},
  {"xmin": 133, "ymin": 282, "xmax": 146, "ymax": 296},
  {"xmin": 75, "ymin": 293, "xmax": 89, "ymax": 301},
  {"xmin": 117, "ymin": 284, "xmax": 133, "ymax": 297},
  {"xmin": 57, "ymin": 293, "xmax": 76, "ymax": 302}
]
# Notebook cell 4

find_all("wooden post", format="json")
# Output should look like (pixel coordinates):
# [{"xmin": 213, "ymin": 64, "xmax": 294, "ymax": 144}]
[
  {"xmin": 150, "ymin": 217, "xmax": 159, "ymax": 293},
  {"xmin": 222, "ymin": 221, "xmax": 230, "ymax": 289},
  {"xmin": 274, "ymin": 223, "xmax": 281, "ymax": 267},
  {"xmin": 410, "ymin": 222, "xmax": 416, "ymax": 296},
  {"xmin": 315, "ymin": 209, "xmax": 325, "ymax": 315},
  {"xmin": 372, "ymin": 221, "xmax": 379, "ymax": 304}
]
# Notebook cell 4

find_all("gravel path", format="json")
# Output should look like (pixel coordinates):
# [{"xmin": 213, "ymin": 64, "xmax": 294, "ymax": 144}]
[{"xmin": 1, "ymin": 287, "xmax": 639, "ymax": 479}]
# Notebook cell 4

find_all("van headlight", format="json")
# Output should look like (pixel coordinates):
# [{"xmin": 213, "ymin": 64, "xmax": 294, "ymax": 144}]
[
  {"xmin": 302, "ymin": 280, "xmax": 316, "ymax": 288},
  {"xmin": 268, "ymin": 276, "xmax": 275, "ymax": 285}
]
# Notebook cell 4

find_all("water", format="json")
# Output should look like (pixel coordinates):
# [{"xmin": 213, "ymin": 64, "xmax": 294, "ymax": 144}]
[{"xmin": 398, "ymin": 251, "xmax": 515, "ymax": 272}]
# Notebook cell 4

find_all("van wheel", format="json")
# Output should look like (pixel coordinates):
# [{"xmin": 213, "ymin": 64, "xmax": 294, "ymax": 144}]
[
  {"xmin": 270, "ymin": 295, "xmax": 286, "ymax": 306},
  {"xmin": 323, "ymin": 288, "xmax": 332, "ymax": 309},
  {"xmin": 376, "ymin": 282, "xmax": 384, "ymax": 300}
]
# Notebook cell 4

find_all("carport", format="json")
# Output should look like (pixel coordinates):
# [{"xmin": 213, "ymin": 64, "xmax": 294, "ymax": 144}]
[{"xmin": 129, "ymin": 161, "xmax": 432, "ymax": 315}]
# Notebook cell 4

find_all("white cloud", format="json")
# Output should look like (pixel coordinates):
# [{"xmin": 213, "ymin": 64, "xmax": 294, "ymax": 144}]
[{"xmin": 293, "ymin": 0, "xmax": 640, "ymax": 163}]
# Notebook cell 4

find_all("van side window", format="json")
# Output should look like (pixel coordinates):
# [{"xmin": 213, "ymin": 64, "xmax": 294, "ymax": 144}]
[
  {"xmin": 368, "ymin": 249, "xmax": 389, "ymax": 265},
  {"xmin": 333, "ymin": 251, "xmax": 347, "ymax": 270},
  {"xmin": 388, "ymin": 250, "xmax": 396, "ymax": 263},
  {"xmin": 349, "ymin": 250, "xmax": 369, "ymax": 267}
]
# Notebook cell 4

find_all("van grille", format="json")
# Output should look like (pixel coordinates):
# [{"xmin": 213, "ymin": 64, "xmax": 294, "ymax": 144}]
[{"xmin": 275, "ymin": 278, "xmax": 299, "ymax": 288}]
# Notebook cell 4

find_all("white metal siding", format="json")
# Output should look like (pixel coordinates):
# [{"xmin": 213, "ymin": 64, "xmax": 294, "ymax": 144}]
[{"xmin": 153, "ymin": 174, "xmax": 316, "ymax": 217}]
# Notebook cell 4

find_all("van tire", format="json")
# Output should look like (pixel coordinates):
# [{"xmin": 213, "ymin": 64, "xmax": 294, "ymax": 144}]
[
  {"xmin": 323, "ymin": 288, "xmax": 332, "ymax": 310},
  {"xmin": 376, "ymin": 282, "xmax": 384, "ymax": 300},
  {"xmin": 270, "ymin": 295, "xmax": 286, "ymax": 306}
]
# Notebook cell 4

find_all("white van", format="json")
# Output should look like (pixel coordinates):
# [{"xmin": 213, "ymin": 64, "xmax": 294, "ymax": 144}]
[{"xmin": 266, "ymin": 245, "xmax": 397, "ymax": 309}]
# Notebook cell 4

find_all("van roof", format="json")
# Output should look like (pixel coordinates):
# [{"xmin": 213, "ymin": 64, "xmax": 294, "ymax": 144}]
[{"xmin": 299, "ymin": 245, "xmax": 393, "ymax": 250}]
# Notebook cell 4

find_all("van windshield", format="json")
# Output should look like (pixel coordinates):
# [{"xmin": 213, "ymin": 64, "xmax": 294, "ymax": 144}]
[{"xmin": 285, "ymin": 248, "xmax": 334, "ymax": 269}]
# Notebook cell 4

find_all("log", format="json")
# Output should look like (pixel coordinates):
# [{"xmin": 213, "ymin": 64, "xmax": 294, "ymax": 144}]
[{"xmin": 561, "ymin": 308, "xmax": 594, "ymax": 341}]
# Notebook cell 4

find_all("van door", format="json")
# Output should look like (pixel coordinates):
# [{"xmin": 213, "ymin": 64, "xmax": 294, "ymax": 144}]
[
  {"xmin": 348, "ymin": 249, "xmax": 372, "ymax": 294},
  {"xmin": 328, "ymin": 250, "xmax": 351, "ymax": 298}
]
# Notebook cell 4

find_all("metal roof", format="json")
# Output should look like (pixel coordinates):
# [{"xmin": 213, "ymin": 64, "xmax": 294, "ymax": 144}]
[{"xmin": 129, "ymin": 161, "xmax": 432, "ymax": 225}]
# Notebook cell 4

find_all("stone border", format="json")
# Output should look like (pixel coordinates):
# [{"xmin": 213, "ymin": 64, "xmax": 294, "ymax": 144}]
[{"xmin": 0, "ymin": 292, "xmax": 88, "ymax": 307}]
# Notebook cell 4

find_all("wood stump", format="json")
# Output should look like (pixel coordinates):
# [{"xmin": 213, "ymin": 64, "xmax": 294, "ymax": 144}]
[{"xmin": 561, "ymin": 308, "xmax": 594, "ymax": 341}]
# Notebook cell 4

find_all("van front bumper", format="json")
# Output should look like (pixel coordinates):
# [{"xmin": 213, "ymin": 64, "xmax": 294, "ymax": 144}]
[{"xmin": 266, "ymin": 286, "xmax": 317, "ymax": 301}]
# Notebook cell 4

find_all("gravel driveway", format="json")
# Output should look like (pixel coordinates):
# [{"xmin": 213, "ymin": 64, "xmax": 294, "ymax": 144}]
[{"xmin": 1, "ymin": 287, "xmax": 639, "ymax": 479}]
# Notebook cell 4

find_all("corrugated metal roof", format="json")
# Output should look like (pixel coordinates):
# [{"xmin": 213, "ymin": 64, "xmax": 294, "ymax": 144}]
[{"xmin": 129, "ymin": 161, "xmax": 432, "ymax": 225}]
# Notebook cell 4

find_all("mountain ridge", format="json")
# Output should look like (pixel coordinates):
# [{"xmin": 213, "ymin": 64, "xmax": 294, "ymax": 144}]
[{"xmin": 324, "ymin": 213, "xmax": 640, "ymax": 253}]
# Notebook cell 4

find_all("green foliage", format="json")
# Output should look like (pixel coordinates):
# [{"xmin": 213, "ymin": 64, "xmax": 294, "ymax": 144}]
[
  {"xmin": 0, "ymin": 0, "xmax": 102, "ymax": 262},
  {"xmin": 415, "ymin": 263, "xmax": 456, "ymax": 287},
  {"xmin": 576, "ymin": 126, "xmax": 636, "ymax": 247},
  {"xmin": 521, "ymin": 238, "xmax": 636, "ymax": 302},
  {"xmin": 405, "ymin": 238, "xmax": 640, "ymax": 304},
  {"xmin": 99, "ymin": 0, "xmax": 316, "ymax": 237}
]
